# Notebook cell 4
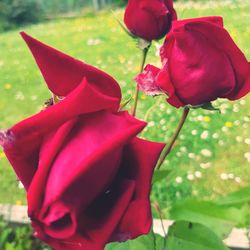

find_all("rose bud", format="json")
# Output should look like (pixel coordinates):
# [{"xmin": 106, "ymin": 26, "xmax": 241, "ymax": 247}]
[
  {"xmin": 124, "ymin": 0, "xmax": 177, "ymax": 41},
  {"xmin": 136, "ymin": 16, "xmax": 250, "ymax": 107},
  {"xmin": 0, "ymin": 33, "xmax": 164, "ymax": 250}
]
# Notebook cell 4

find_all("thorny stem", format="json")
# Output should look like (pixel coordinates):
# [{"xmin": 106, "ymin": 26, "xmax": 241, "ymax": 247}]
[
  {"xmin": 131, "ymin": 47, "xmax": 149, "ymax": 116},
  {"xmin": 157, "ymin": 106, "xmax": 190, "ymax": 169}
]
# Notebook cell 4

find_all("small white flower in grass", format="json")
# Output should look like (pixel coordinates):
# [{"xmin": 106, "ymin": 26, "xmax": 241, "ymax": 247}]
[
  {"xmin": 220, "ymin": 173, "xmax": 228, "ymax": 180},
  {"xmin": 15, "ymin": 91, "xmax": 25, "ymax": 101},
  {"xmin": 176, "ymin": 192, "xmax": 181, "ymax": 198},
  {"xmin": 175, "ymin": 176, "xmax": 183, "ymax": 184},
  {"xmin": 192, "ymin": 110, "xmax": 198, "ymax": 116},
  {"xmin": 188, "ymin": 153, "xmax": 195, "ymax": 159},
  {"xmin": 221, "ymin": 109, "xmax": 227, "ymax": 114},
  {"xmin": 235, "ymin": 177, "xmax": 242, "ymax": 183},
  {"xmin": 234, "ymin": 120, "xmax": 240, "ymax": 126},
  {"xmin": 179, "ymin": 134, "xmax": 185, "ymax": 140},
  {"xmin": 219, "ymin": 140, "xmax": 224, "ymax": 146},
  {"xmin": 160, "ymin": 119, "xmax": 165, "ymax": 125},
  {"xmin": 176, "ymin": 152, "xmax": 182, "ymax": 157},
  {"xmin": 243, "ymin": 123, "xmax": 249, "ymax": 129},
  {"xmin": 212, "ymin": 133, "xmax": 219, "ymax": 139},
  {"xmin": 148, "ymin": 121, "xmax": 155, "ymax": 127},
  {"xmin": 200, "ymin": 149, "xmax": 212, "ymax": 157},
  {"xmin": 200, "ymin": 130, "xmax": 209, "ymax": 139},
  {"xmin": 120, "ymin": 81, "xmax": 127, "ymax": 87},
  {"xmin": 162, "ymin": 126, "xmax": 167, "ymax": 131},
  {"xmin": 192, "ymin": 190, "xmax": 198, "ymax": 196},
  {"xmin": 187, "ymin": 173, "xmax": 195, "ymax": 181},
  {"xmin": 191, "ymin": 130, "xmax": 198, "ymax": 135},
  {"xmin": 244, "ymin": 152, "xmax": 250, "ymax": 162},
  {"xmin": 200, "ymin": 162, "xmax": 212, "ymax": 169},
  {"xmin": 180, "ymin": 146, "xmax": 187, "ymax": 153},
  {"xmin": 240, "ymin": 99, "xmax": 246, "ymax": 105},
  {"xmin": 195, "ymin": 171, "xmax": 202, "ymax": 178},
  {"xmin": 233, "ymin": 104, "xmax": 240, "ymax": 112},
  {"xmin": 160, "ymin": 103, "xmax": 165, "ymax": 111},
  {"xmin": 18, "ymin": 181, "xmax": 24, "ymax": 189},
  {"xmin": 236, "ymin": 136, "xmax": 243, "ymax": 142},
  {"xmin": 228, "ymin": 173, "xmax": 235, "ymax": 179},
  {"xmin": 31, "ymin": 95, "xmax": 37, "ymax": 101},
  {"xmin": 166, "ymin": 109, "xmax": 172, "ymax": 115},
  {"xmin": 87, "ymin": 38, "xmax": 102, "ymax": 46},
  {"xmin": 243, "ymin": 116, "xmax": 250, "ymax": 122},
  {"xmin": 222, "ymin": 126, "xmax": 229, "ymax": 133},
  {"xmin": 197, "ymin": 115, "xmax": 203, "ymax": 121},
  {"xmin": 165, "ymin": 160, "xmax": 170, "ymax": 165},
  {"xmin": 244, "ymin": 138, "xmax": 250, "ymax": 145},
  {"xmin": 127, "ymin": 60, "xmax": 133, "ymax": 65}
]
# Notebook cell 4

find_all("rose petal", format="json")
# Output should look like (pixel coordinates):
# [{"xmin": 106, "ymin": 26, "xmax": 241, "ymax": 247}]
[
  {"xmin": 135, "ymin": 64, "xmax": 163, "ymax": 96},
  {"xmin": 3, "ymin": 78, "xmax": 120, "ymax": 189},
  {"xmin": 111, "ymin": 137, "xmax": 165, "ymax": 240},
  {"xmin": 166, "ymin": 24, "xmax": 236, "ymax": 105},
  {"xmin": 171, "ymin": 16, "xmax": 223, "ymax": 30},
  {"xmin": 185, "ymin": 21, "xmax": 250, "ymax": 100},
  {"xmin": 40, "ymin": 111, "xmax": 145, "ymax": 210},
  {"xmin": 20, "ymin": 32, "xmax": 121, "ymax": 99},
  {"xmin": 35, "ymin": 180, "xmax": 135, "ymax": 250}
]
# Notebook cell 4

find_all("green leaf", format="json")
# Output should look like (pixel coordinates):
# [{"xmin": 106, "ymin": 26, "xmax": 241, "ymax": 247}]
[
  {"xmin": 169, "ymin": 199, "xmax": 248, "ymax": 239},
  {"xmin": 105, "ymin": 231, "xmax": 155, "ymax": 250},
  {"xmin": 119, "ymin": 96, "xmax": 132, "ymax": 111},
  {"xmin": 152, "ymin": 169, "xmax": 171, "ymax": 183},
  {"xmin": 166, "ymin": 221, "xmax": 229, "ymax": 250},
  {"xmin": 201, "ymin": 102, "xmax": 220, "ymax": 112},
  {"xmin": 185, "ymin": 102, "xmax": 220, "ymax": 112},
  {"xmin": 216, "ymin": 186, "xmax": 250, "ymax": 206},
  {"xmin": 111, "ymin": 11, "xmax": 136, "ymax": 39}
]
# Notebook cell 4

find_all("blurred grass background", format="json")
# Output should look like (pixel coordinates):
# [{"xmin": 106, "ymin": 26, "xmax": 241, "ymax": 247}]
[{"xmin": 0, "ymin": 0, "xmax": 249, "ymax": 214}]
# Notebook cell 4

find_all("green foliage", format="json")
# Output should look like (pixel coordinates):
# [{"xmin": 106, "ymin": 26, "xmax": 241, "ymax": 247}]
[
  {"xmin": 0, "ymin": 217, "xmax": 51, "ymax": 249},
  {"xmin": 105, "ymin": 231, "xmax": 155, "ymax": 250},
  {"xmin": 152, "ymin": 170, "xmax": 172, "ymax": 183},
  {"xmin": 166, "ymin": 221, "xmax": 229, "ymax": 250},
  {"xmin": 216, "ymin": 185, "xmax": 250, "ymax": 206},
  {"xmin": 0, "ymin": 0, "xmax": 44, "ymax": 32},
  {"xmin": 169, "ymin": 199, "xmax": 249, "ymax": 239},
  {"xmin": 106, "ymin": 222, "xmax": 230, "ymax": 250}
]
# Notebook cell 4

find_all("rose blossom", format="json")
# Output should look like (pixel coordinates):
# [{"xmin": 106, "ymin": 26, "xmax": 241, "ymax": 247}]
[
  {"xmin": 124, "ymin": 0, "xmax": 177, "ymax": 41},
  {"xmin": 136, "ymin": 16, "xmax": 250, "ymax": 107},
  {"xmin": 0, "ymin": 33, "xmax": 164, "ymax": 250}
]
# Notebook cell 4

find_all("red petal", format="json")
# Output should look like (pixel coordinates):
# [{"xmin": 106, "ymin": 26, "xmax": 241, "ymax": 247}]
[
  {"xmin": 40, "ymin": 112, "xmax": 145, "ymax": 211},
  {"xmin": 3, "ymin": 78, "xmax": 120, "ymax": 189},
  {"xmin": 34, "ymin": 180, "xmax": 135, "ymax": 250},
  {"xmin": 184, "ymin": 21, "xmax": 250, "ymax": 100},
  {"xmin": 171, "ymin": 16, "xmax": 223, "ymax": 31},
  {"xmin": 112, "ymin": 137, "xmax": 165, "ymax": 240},
  {"xmin": 20, "ymin": 32, "xmax": 121, "ymax": 99}
]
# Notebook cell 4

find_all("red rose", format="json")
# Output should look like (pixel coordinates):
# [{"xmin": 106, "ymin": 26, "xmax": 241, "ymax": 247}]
[
  {"xmin": 136, "ymin": 17, "xmax": 250, "ymax": 107},
  {"xmin": 0, "ymin": 33, "xmax": 164, "ymax": 250},
  {"xmin": 124, "ymin": 0, "xmax": 177, "ymax": 41}
]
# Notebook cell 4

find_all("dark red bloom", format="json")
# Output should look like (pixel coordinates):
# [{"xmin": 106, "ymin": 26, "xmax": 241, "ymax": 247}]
[
  {"xmin": 0, "ymin": 33, "xmax": 164, "ymax": 250},
  {"xmin": 136, "ymin": 17, "xmax": 250, "ymax": 107},
  {"xmin": 124, "ymin": 0, "xmax": 177, "ymax": 41}
]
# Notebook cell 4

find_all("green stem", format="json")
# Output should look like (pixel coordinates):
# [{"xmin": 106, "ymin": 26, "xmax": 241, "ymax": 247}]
[
  {"xmin": 157, "ymin": 107, "xmax": 190, "ymax": 169},
  {"xmin": 131, "ymin": 47, "xmax": 149, "ymax": 116}
]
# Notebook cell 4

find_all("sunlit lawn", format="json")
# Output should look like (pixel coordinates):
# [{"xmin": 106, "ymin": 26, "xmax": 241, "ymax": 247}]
[{"xmin": 0, "ymin": 0, "xmax": 249, "ymax": 208}]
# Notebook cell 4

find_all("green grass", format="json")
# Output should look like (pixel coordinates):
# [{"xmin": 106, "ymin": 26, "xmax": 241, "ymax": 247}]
[{"xmin": 0, "ymin": 0, "xmax": 249, "ymax": 207}]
